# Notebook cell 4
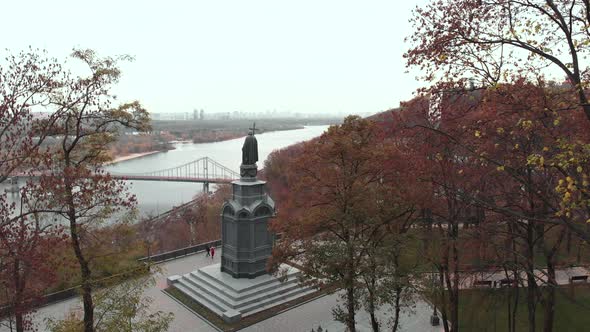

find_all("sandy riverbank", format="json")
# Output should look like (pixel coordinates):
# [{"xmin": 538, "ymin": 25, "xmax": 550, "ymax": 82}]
[{"xmin": 105, "ymin": 150, "xmax": 163, "ymax": 165}]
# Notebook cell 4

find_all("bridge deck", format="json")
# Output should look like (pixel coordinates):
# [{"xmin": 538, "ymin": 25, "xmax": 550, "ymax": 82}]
[
  {"xmin": 10, "ymin": 157, "xmax": 240, "ymax": 184},
  {"xmin": 110, "ymin": 175, "xmax": 235, "ymax": 183}
]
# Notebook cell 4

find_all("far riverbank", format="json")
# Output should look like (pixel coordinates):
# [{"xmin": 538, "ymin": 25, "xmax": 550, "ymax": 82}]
[
  {"xmin": 109, "ymin": 121, "xmax": 338, "ymax": 166},
  {"xmin": 106, "ymin": 151, "xmax": 164, "ymax": 165}
]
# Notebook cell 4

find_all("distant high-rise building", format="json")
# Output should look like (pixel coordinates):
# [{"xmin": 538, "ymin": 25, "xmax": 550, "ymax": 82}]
[{"xmin": 199, "ymin": 109, "xmax": 204, "ymax": 120}]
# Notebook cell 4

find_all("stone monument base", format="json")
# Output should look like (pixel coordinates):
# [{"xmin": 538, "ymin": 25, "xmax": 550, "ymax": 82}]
[{"xmin": 167, "ymin": 263, "xmax": 315, "ymax": 323}]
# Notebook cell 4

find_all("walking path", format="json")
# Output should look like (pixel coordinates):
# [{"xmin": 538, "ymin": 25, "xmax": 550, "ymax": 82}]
[
  {"xmin": 13, "ymin": 251, "xmax": 443, "ymax": 332},
  {"xmin": 447, "ymin": 266, "xmax": 589, "ymax": 289}
]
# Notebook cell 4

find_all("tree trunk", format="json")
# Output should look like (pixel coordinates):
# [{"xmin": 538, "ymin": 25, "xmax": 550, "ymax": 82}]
[
  {"xmin": 346, "ymin": 244, "xmax": 356, "ymax": 332},
  {"xmin": 577, "ymin": 238, "xmax": 582, "ymax": 264},
  {"xmin": 442, "ymin": 222, "xmax": 459, "ymax": 332},
  {"xmin": 566, "ymin": 228, "xmax": 572, "ymax": 254},
  {"xmin": 450, "ymin": 227, "xmax": 459, "ymax": 332},
  {"xmin": 542, "ymin": 228, "xmax": 565, "ymax": 332},
  {"xmin": 439, "ymin": 267, "xmax": 450, "ymax": 332},
  {"xmin": 346, "ymin": 284, "xmax": 356, "ymax": 332},
  {"xmin": 71, "ymin": 219, "xmax": 94, "ymax": 332},
  {"xmin": 508, "ymin": 223, "xmax": 519, "ymax": 332},
  {"xmin": 542, "ymin": 262, "xmax": 556, "ymax": 332},
  {"xmin": 15, "ymin": 315, "xmax": 23, "ymax": 332},
  {"xmin": 369, "ymin": 300, "xmax": 379, "ymax": 332},
  {"xmin": 577, "ymin": 86, "xmax": 590, "ymax": 123},
  {"xmin": 525, "ymin": 222, "xmax": 536, "ymax": 332},
  {"xmin": 66, "ymin": 178, "xmax": 94, "ymax": 332},
  {"xmin": 391, "ymin": 286, "xmax": 402, "ymax": 332},
  {"xmin": 366, "ymin": 276, "xmax": 379, "ymax": 332},
  {"xmin": 510, "ymin": 265, "xmax": 520, "ymax": 332},
  {"xmin": 391, "ymin": 251, "xmax": 402, "ymax": 332},
  {"xmin": 13, "ymin": 259, "xmax": 23, "ymax": 332}
]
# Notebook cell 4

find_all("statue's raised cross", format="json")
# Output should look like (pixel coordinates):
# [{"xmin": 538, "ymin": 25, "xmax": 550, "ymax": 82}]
[{"xmin": 249, "ymin": 122, "xmax": 259, "ymax": 135}]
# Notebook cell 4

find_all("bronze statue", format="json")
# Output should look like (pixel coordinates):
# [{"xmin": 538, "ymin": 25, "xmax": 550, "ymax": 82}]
[{"xmin": 242, "ymin": 123, "xmax": 258, "ymax": 165}]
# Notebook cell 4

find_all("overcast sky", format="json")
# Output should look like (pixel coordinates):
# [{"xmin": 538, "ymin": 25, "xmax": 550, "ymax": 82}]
[{"xmin": 2, "ymin": 0, "xmax": 429, "ymax": 116}]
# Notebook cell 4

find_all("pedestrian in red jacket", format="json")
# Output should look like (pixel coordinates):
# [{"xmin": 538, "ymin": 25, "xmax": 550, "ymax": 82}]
[{"xmin": 210, "ymin": 246, "xmax": 215, "ymax": 259}]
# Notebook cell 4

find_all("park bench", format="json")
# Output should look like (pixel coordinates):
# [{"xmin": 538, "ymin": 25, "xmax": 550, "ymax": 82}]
[
  {"xmin": 473, "ymin": 280, "xmax": 494, "ymax": 288},
  {"xmin": 498, "ymin": 278, "xmax": 516, "ymax": 287},
  {"xmin": 570, "ymin": 275, "xmax": 588, "ymax": 284}
]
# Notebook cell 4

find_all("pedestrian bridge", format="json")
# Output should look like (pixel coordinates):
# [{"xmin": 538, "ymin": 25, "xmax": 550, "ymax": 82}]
[
  {"xmin": 7, "ymin": 157, "xmax": 240, "ymax": 193},
  {"xmin": 110, "ymin": 157, "xmax": 239, "ymax": 183},
  {"xmin": 109, "ymin": 157, "xmax": 239, "ymax": 191}
]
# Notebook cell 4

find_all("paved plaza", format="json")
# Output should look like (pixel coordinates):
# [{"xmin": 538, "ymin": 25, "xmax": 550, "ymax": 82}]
[{"xmin": 11, "ymin": 251, "xmax": 442, "ymax": 332}]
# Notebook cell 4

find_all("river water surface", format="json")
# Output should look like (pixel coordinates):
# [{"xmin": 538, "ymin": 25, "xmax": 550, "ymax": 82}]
[
  {"xmin": 1, "ymin": 126, "xmax": 327, "ymax": 218},
  {"xmin": 105, "ymin": 125, "xmax": 328, "ymax": 217}
]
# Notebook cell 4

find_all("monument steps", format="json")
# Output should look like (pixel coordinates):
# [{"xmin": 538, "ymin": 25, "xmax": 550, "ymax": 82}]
[
  {"xmin": 238, "ymin": 285, "xmax": 316, "ymax": 315},
  {"xmin": 189, "ymin": 274, "xmax": 303, "ymax": 310},
  {"xmin": 179, "ymin": 271, "xmax": 309, "ymax": 311},
  {"xmin": 180, "ymin": 275, "xmax": 236, "ymax": 308},
  {"xmin": 191, "ymin": 269, "xmax": 302, "ymax": 301},
  {"xmin": 173, "ymin": 283, "xmax": 227, "ymax": 317},
  {"xmin": 175, "ymin": 276, "xmax": 316, "ymax": 317},
  {"xmin": 169, "ymin": 263, "xmax": 318, "ymax": 320},
  {"xmin": 196, "ymin": 268, "xmax": 284, "ymax": 294}
]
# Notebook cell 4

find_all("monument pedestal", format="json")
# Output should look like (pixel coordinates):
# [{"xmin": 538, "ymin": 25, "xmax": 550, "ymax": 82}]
[
  {"xmin": 167, "ymin": 129, "xmax": 315, "ymax": 323},
  {"xmin": 220, "ymin": 176, "xmax": 275, "ymax": 279},
  {"xmin": 168, "ymin": 263, "xmax": 315, "ymax": 323}
]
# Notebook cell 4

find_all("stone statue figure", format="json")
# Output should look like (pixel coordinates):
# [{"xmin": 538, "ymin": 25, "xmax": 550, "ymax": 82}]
[{"xmin": 241, "ymin": 124, "xmax": 258, "ymax": 165}]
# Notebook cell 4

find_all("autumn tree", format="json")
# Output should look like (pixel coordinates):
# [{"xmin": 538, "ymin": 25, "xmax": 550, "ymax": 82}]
[
  {"xmin": 395, "ymin": 78, "xmax": 590, "ymax": 331},
  {"xmin": 463, "ymin": 81, "xmax": 587, "ymax": 332},
  {"xmin": 271, "ymin": 116, "xmax": 417, "ymax": 332},
  {"xmin": 0, "ymin": 48, "xmax": 67, "ymax": 185},
  {"xmin": 0, "ymin": 49, "xmax": 83, "ymax": 331},
  {"xmin": 0, "ymin": 201, "xmax": 66, "ymax": 332},
  {"xmin": 185, "ymin": 194, "xmax": 208, "ymax": 246},
  {"xmin": 406, "ymin": 0, "xmax": 590, "ymax": 122},
  {"xmin": 29, "ymin": 49, "xmax": 150, "ymax": 332},
  {"xmin": 406, "ymin": 0, "xmax": 590, "ymax": 247},
  {"xmin": 46, "ymin": 272, "xmax": 173, "ymax": 332}
]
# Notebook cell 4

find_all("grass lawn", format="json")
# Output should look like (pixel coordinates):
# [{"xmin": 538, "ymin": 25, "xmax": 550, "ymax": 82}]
[{"xmin": 455, "ymin": 285, "xmax": 590, "ymax": 332}]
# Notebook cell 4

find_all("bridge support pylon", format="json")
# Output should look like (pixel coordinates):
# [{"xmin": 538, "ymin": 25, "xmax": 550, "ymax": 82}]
[{"xmin": 203, "ymin": 182, "xmax": 210, "ymax": 193}]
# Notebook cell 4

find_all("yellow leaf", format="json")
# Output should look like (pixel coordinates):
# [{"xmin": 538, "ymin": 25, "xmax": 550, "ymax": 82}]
[{"xmin": 497, "ymin": 165, "xmax": 505, "ymax": 171}]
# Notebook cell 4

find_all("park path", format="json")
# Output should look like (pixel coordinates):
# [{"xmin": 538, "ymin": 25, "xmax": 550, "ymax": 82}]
[
  {"xmin": 6, "ymin": 251, "xmax": 588, "ymax": 331},
  {"xmin": 448, "ymin": 266, "xmax": 589, "ymax": 289},
  {"xmin": 10, "ymin": 251, "xmax": 444, "ymax": 332}
]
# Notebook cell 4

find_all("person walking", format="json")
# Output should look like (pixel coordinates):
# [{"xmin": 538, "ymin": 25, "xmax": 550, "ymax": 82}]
[
  {"xmin": 205, "ymin": 245, "xmax": 210, "ymax": 257},
  {"xmin": 210, "ymin": 246, "xmax": 215, "ymax": 260}
]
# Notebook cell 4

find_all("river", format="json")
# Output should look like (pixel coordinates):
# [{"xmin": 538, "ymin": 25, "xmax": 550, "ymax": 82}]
[
  {"xmin": 104, "ymin": 125, "xmax": 328, "ymax": 217},
  {"xmin": 2, "ymin": 126, "xmax": 327, "ymax": 218}
]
